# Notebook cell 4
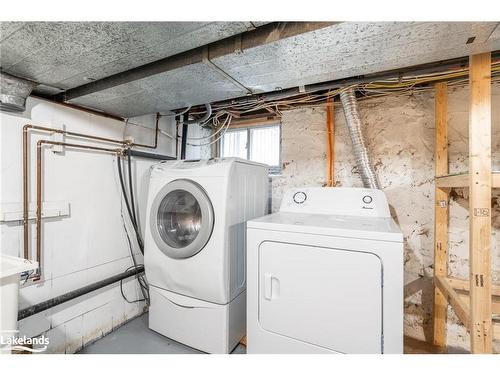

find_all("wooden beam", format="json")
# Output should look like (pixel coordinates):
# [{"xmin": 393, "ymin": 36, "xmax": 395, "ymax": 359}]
[
  {"xmin": 435, "ymin": 172, "xmax": 500, "ymax": 188},
  {"xmin": 468, "ymin": 52, "xmax": 492, "ymax": 353},
  {"xmin": 435, "ymin": 276, "xmax": 471, "ymax": 328},
  {"xmin": 433, "ymin": 82, "xmax": 449, "ymax": 348},
  {"xmin": 436, "ymin": 173, "xmax": 468, "ymax": 188},
  {"xmin": 326, "ymin": 98, "xmax": 335, "ymax": 187},
  {"xmin": 458, "ymin": 292, "xmax": 500, "ymax": 315},
  {"xmin": 445, "ymin": 277, "xmax": 500, "ymax": 296},
  {"xmin": 229, "ymin": 117, "xmax": 279, "ymax": 129}
]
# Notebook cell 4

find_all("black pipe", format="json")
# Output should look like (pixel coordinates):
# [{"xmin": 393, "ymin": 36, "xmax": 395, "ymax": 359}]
[
  {"xmin": 18, "ymin": 266, "xmax": 145, "ymax": 320},
  {"xmin": 124, "ymin": 149, "xmax": 176, "ymax": 161},
  {"xmin": 117, "ymin": 155, "xmax": 143, "ymax": 251},
  {"xmin": 127, "ymin": 151, "xmax": 138, "ymax": 226},
  {"xmin": 180, "ymin": 111, "xmax": 189, "ymax": 160}
]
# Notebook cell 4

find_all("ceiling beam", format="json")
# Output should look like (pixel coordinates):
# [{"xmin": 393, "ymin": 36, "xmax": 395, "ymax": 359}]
[{"xmin": 55, "ymin": 22, "xmax": 335, "ymax": 102}]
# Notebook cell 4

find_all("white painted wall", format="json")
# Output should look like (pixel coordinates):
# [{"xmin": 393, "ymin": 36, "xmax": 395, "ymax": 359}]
[
  {"xmin": 0, "ymin": 98, "xmax": 184, "ymax": 353},
  {"xmin": 272, "ymin": 83, "xmax": 500, "ymax": 353}
]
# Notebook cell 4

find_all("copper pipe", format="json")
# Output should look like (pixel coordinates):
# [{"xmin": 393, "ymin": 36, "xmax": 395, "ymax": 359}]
[
  {"xmin": 23, "ymin": 126, "xmax": 29, "ymax": 259},
  {"xmin": 132, "ymin": 112, "xmax": 160, "ymax": 149},
  {"xmin": 31, "ymin": 94, "xmax": 125, "ymax": 122},
  {"xmin": 34, "ymin": 139, "xmax": 122, "ymax": 280},
  {"xmin": 326, "ymin": 97, "xmax": 335, "ymax": 187},
  {"xmin": 23, "ymin": 124, "xmax": 128, "ymax": 261},
  {"xmin": 22, "ymin": 118, "xmax": 160, "ymax": 265}
]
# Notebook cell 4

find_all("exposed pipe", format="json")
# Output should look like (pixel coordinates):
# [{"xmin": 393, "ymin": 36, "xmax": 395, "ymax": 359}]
[
  {"xmin": 181, "ymin": 103, "xmax": 212, "ymax": 125},
  {"xmin": 34, "ymin": 140, "xmax": 123, "ymax": 280},
  {"xmin": 180, "ymin": 112, "xmax": 189, "ymax": 160},
  {"xmin": 18, "ymin": 266, "xmax": 145, "ymax": 320},
  {"xmin": 22, "ymin": 124, "xmax": 130, "ymax": 261},
  {"xmin": 132, "ymin": 112, "xmax": 161, "ymax": 149},
  {"xmin": 339, "ymin": 89, "xmax": 380, "ymax": 189},
  {"xmin": 0, "ymin": 72, "xmax": 37, "ymax": 112},
  {"xmin": 326, "ymin": 97, "xmax": 335, "ymax": 187},
  {"xmin": 22, "ymin": 119, "xmax": 161, "ymax": 262},
  {"xmin": 123, "ymin": 149, "xmax": 176, "ymax": 161}
]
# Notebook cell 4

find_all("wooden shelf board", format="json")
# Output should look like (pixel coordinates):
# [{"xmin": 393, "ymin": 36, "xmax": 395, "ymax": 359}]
[{"xmin": 436, "ymin": 171, "xmax": 500, "ymax": 188}]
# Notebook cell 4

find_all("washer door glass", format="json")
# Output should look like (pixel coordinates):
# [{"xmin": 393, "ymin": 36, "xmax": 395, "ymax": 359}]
[
  {"xmin": 157, "ymin": 190, "xmax": 201, "ymax": 248},
  {"xmin": 150, "ymin": 179, "xmax": 214, "ymax": 259}
]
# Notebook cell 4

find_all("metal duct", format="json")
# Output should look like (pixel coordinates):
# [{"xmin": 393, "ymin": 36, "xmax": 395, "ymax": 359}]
[
  {"xmin": 0, "ymin": 72, "xmax": 37, "ymax": 112},
  {"xmin": 340, "ymin": 88, "xmax": 380, "ymax": 189}
]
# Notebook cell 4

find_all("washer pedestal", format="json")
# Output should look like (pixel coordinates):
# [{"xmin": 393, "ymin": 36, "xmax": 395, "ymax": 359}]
[{"xmin": 149, "ymin": 286, "xmax": 246, "ymax": 354}]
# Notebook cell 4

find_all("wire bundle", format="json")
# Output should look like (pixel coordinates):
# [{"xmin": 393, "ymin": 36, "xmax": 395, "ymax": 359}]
[
  {"xmin": 183, "ymin": 61, "xmax": 500, "ymax": 130},
  {"xmin": 116, "ymin": 152, "xmax": 150, "ymax": 305}
]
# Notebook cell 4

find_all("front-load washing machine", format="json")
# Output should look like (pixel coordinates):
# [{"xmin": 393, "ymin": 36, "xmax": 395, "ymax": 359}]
[
  {"xmin": 144, "ymin": 158, "xmax": 268, "ymax": 353},
  {"xmin": 247, "ymin": 187, "xmax": 403, "ymax": 354}
]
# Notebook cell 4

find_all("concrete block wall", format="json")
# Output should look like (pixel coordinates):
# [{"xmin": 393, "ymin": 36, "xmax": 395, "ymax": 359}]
[
  {"xmin": 272, "ymin": 83, "xmax": 500, "ymax": 352},
  {"xmin": 0, "ymin": 98, "xmax": 178, "ymax": 353}
]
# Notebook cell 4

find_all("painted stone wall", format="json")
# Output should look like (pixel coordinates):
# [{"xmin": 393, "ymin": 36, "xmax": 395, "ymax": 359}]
[{"xmin": 272, "ymin": 83, "xmax": 500, "ymax": 352}]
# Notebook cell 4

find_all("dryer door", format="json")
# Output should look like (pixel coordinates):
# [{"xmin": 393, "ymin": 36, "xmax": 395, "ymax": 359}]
[
  {"xmin": 150, "ymin": 179, "xmax": 214, "ymax": 259},
  {"xmin": 259, "ymin": 241, "xmax": 383, "ymax": 353}
]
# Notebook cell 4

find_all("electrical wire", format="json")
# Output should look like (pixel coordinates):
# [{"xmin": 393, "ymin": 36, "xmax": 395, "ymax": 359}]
[
  {"xmin": 117, "ymin": 154, "xmax": 144, "ymax": 252},
  {"xmin": 116, "ymin": 153, "xmax": 150, "ymax": 305},
  {"xmin": 186, "ymin": 114, "xmax": 233, "ymax": 147},
  {"xmin": 119, "ymin": 209, "xmax": 149, "ymax": 304},
  {"xmin": 127, "ymin": 151, "xmax": 138, "ymax": 226},
  {"xmin": 182, "ymin": 62, "xmax": 500, "ymax": 127}
]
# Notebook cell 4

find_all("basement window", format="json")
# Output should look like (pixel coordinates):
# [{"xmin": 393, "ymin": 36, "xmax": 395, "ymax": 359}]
[{"xmin": 221, "ymin": 123, "xmax": 281, "ymax": 174}]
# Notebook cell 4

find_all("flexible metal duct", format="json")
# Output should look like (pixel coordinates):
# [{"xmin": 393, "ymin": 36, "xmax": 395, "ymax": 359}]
[
  {"xmin": 0, "ymin": 72, "xmax": 37, "ymax": 112},
  {"xmin": 340, "ymin": 88, "xmax": 380, "ymax": 189}
]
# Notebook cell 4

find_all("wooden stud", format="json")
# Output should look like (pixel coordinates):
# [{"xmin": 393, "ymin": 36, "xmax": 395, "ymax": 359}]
[
  {"xmin": 468, "ymin": 52, "xmax": 492, "ymax": 353},
  {"xmin": 433, "ymin": 82, "xmax": 449, "ymax": 348},
  {"xmin": 445, "ymin": 277, "xmax": 500, "ymax": 297},
  {"xmin": 435, "ymin": 276, "xmax": 471, "ymax": 328},
  {"xmin": 435, "ymin": 171, "xmax": 500, "ymax": 188},
  {"xmin": 326, "ymin": 97, "xmax": 335, "ymax": 187}
]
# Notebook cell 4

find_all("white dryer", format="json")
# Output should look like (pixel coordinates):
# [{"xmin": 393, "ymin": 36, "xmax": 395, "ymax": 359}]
[
  {"xmin": 246, "ymin": 187, "xmax": 403, "ymax": 354},
  {"xmin": 144, "ymin": 158, "xmax": 268, "ymax": 353}
]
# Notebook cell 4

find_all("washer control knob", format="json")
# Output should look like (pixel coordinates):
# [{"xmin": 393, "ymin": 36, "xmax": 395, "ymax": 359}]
[
  {"xmin": 362, "ymin": 195, "xmax": 373, "ymax": 204},
  {"xmin": 293, "ymin": 191, "xmax": 307, "ymax": 204}
]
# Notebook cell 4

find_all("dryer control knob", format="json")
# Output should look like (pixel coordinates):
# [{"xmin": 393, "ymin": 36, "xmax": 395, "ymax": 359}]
[
  {"xmin": 362, "ymin": 195, "xmax": 373, "ymax": 204},
  {"xmin": 293, "ymin": 191, "xmax": 307, "ymax": 204}
]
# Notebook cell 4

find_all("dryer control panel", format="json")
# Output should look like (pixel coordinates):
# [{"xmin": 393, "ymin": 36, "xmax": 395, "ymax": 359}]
[{"xmin": 280, "ymin": 187, "xmax": 391, "ymax": 218}]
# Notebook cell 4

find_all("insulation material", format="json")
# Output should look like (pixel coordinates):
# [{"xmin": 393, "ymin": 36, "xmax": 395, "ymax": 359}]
[{"xmin": 272, "ymin": 83, "xmax": 500, "ymax": 352}]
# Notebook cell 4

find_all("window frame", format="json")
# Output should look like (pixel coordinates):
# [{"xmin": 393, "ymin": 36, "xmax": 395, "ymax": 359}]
[{"xmin": 220, "ymin": 122, "xmax": 282, "ymax": 175}]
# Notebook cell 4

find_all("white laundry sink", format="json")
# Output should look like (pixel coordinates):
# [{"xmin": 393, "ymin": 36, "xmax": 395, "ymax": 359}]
[{"xmin": 0, "ymin": 255, "xmax": 37, "ymax": 354}]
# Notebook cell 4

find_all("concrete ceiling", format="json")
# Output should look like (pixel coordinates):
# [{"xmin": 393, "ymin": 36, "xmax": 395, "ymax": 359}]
[
  {"xmin": 0, "ymin": 22, "xmax": 262, "ymax": 94},
  {"xmin": 1, "ymin": 21, "xmax": 499, "ymax": 117}
]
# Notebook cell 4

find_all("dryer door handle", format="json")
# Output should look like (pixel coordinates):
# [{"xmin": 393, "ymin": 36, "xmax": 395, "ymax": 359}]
[{"xmin": 264, "ymin": 273, "xmax": 280, "ymax": 300}]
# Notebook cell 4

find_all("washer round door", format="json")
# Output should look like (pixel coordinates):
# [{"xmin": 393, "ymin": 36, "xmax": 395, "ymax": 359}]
[{"xmin": 150, "ymin": 179, "xmax": 214, "ymax": 259}]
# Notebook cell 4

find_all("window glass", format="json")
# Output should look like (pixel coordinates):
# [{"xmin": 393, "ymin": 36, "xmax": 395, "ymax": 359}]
[
  {"xmin": 222, "ymin": 129, "xmax": 247, "ymax": 159},
  {"xmin": 249, "ymin": 126, "xmax": 280, "ymax": 167},
  {"xmin": 221, "ymin": 124, "xmax": 280, "ymax": 171}
]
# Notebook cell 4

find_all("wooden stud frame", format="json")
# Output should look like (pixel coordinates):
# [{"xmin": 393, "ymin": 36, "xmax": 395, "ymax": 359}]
[
  {"xmin": 433, "ymin": 82, "xmax": 449, "ymax": 348},
  {"xmin": 432, "ymin": 52, "xmax": 495, "ymax": 354},
  {"xmin": 468, "ymin": 52, "xmax": 492, "ymax": 353}
]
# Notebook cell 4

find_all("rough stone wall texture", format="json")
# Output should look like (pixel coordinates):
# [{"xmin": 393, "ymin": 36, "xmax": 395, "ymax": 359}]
[{"xmin": 271, "ymin": 83, "xmax": 500, "ymax": 352}]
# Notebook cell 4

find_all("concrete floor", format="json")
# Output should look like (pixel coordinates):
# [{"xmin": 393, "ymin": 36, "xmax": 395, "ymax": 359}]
[{"xmin": 78, "ymin": 313, "xmax": 246, "ymax": 354}]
